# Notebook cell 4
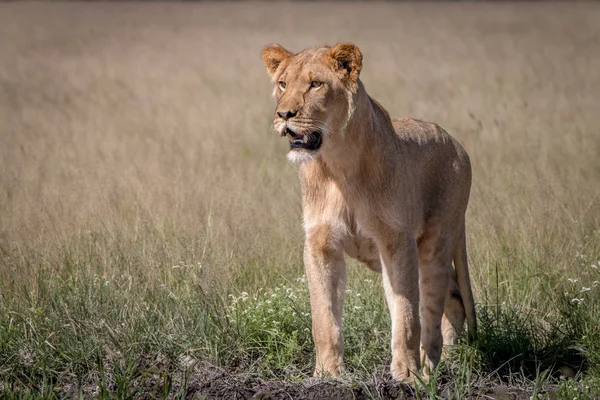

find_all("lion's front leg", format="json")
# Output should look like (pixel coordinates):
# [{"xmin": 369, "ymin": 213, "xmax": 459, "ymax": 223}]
[
  {"xmin": 304, "ymin": 224, "xmax": 347, "ymax": 378},
  {"xmin": 377, "ymin": 229, "xmax": 421, "ymax": 381}
]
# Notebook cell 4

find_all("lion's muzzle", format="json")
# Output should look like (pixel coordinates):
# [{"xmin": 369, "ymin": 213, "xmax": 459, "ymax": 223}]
[{"xmin": 286, "ymin": 127, "xmax": 323, "ymax": 151}]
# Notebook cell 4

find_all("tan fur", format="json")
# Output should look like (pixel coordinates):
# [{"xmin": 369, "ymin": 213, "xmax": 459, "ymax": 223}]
[{"xmin": 261, "ymin": 43, "xmax": 476, "ymax": 381}]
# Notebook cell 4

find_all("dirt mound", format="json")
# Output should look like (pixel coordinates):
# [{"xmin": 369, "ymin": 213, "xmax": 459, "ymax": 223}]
[
  {"xmin": 188, "ymin": 363, "xmax": 534, "ymax": 400},
  {"xmin": 192, "ymin": 375, "xmax": 414, "ymax": 400}
]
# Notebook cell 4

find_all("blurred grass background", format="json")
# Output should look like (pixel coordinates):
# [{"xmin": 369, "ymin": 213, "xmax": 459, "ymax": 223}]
[{"xmin": 0, "ymin": 2, "xmax": 599, "ymax": 398}]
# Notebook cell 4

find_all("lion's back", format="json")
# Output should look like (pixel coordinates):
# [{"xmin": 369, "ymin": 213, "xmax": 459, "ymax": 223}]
[
  {"xmin": 391, "ymin": 118, "xmax": 472, "ymax": 223},
  {"xmin": 391, "ymin": 117, "xmax": 470, "ymax": 171}
]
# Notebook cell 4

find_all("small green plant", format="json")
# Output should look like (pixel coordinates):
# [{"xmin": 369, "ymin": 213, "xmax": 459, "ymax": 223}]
[
  {"xmin": 556, "ymin": 376, "xmax": 600, "ymax": 400},
  {"xmin": 225, "ymin": 278, "xmax": 313, "ymax": 377}
]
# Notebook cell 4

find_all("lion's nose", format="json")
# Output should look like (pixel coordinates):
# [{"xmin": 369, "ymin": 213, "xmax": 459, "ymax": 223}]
[{"xmin": 277, "ymin": 110, "xmax": 298, "ymax": 120}]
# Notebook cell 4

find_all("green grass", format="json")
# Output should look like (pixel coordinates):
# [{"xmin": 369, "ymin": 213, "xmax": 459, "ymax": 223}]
[{"xmin": 1, "ymin": 248, "xmax": 599, "ymax": 397}]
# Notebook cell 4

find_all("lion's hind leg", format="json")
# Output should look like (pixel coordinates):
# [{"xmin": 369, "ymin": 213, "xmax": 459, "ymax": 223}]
[
  {"xmin": 417, "ymin": 227, "xmax": 452, "ymax": 376},
  {"xmin": 441, "ymin": 266, "xmax": 466, "ymax": 347}
]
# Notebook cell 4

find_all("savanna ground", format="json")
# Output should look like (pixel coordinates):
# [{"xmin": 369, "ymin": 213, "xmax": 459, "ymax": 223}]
[{"xmin": 0, "ymin": 2, "xmax": 599, "ymax": 399}]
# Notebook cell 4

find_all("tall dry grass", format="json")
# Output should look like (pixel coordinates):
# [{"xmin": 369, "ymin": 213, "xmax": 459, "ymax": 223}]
[{"xmin": 1, "ymin": 1, "xmax": 599, "ymax": 319}]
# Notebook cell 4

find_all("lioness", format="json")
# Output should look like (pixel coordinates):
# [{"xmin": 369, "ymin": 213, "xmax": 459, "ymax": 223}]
[{"xmin": 261, "ymin": 43, "xmax": 476, "ymax": 381}]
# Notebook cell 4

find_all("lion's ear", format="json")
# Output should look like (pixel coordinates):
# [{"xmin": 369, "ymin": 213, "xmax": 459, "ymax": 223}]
[
  {"xmin": 327, "ymin": 43, "xmax": 363, "ymax": 83},
  {"xmin": 261, "ymin": 44, "xmax": 293, "ymax": 79}
]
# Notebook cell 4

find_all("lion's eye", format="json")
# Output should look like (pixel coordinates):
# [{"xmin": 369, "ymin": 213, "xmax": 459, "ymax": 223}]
[
  {"xmin": 278, "ymin": 81, "xmax": 286, "ymax": 90},
  {"xmin": 310, "ymin": 81, "xmax": 323, "ymax": 89}
]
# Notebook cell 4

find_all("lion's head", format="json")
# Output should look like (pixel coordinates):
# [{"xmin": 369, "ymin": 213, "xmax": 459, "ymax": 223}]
[{"xmin": 261, "ymin": 43, "xmax": 363, "ymax": 163}]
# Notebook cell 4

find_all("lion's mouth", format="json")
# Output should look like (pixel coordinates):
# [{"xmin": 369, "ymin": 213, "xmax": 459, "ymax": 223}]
[{"xmin": 286, "ymin": 127, "xmax": 323, "ymax": 151}]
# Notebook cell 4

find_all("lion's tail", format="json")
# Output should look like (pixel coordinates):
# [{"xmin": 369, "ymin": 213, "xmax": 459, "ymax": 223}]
[{"xmin": 454, "ymin": 220, "xmax": 477, "ymax": 342}]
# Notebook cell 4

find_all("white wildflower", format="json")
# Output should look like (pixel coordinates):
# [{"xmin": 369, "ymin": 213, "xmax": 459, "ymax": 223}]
[{"xmin": 571, "ymin": 298, "xmax": 584, "ymax": 305}]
